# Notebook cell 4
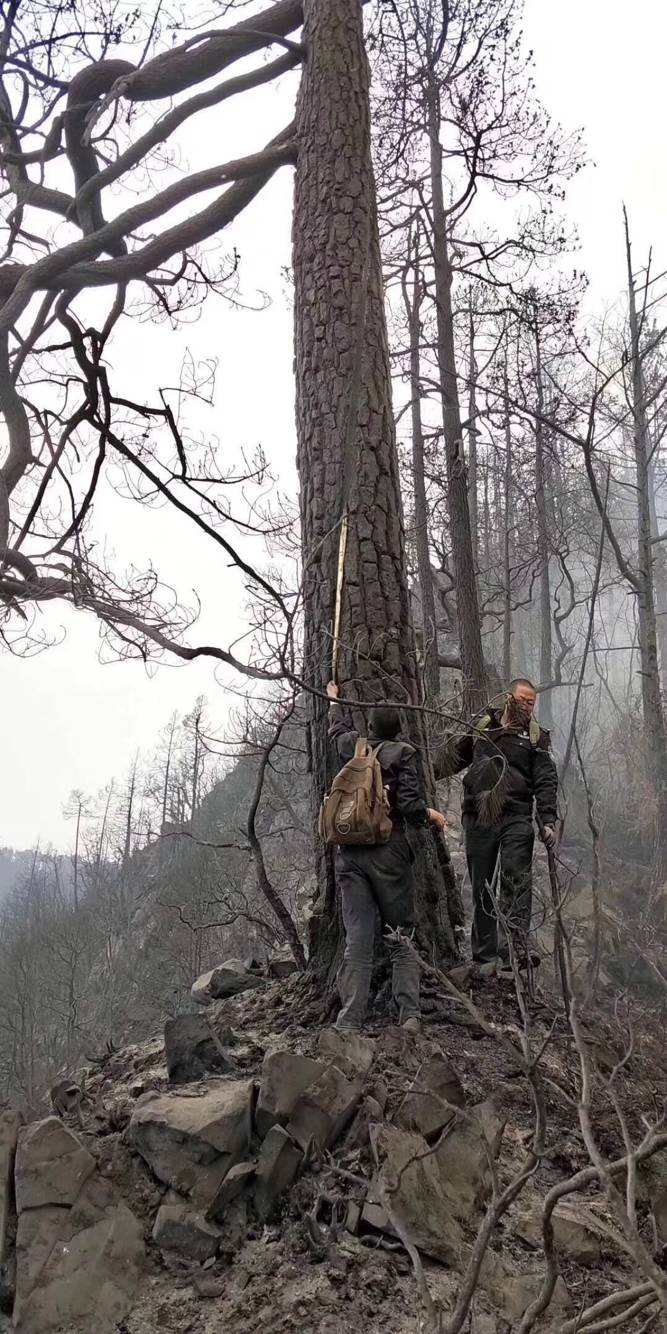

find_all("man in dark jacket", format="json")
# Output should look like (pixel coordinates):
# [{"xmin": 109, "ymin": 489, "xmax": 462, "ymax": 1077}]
[
  {"xmin": 433, "ymin": 677, "xmax": 557, "ymax": 972},
  {"xmin": 327, "ymin": 682, "xmax": 446, "ymax": 1031}
]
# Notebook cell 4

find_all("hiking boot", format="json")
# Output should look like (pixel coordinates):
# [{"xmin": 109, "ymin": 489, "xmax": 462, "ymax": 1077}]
[{"xmin": 401, "ymin": 1017, "xmax": 421, "ymax": 1035}]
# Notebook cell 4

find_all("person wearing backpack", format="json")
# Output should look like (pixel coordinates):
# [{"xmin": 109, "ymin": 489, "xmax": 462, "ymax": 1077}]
[
  {"xmin": 432, "ymin": 677, "xmax": 557, "ymax": 976},
  {"xmin": 325, "ymin": 682, "xmax": 446, "ymax": 1032}
]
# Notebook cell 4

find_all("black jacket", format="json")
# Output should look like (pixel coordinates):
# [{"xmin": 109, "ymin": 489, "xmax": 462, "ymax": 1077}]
[
  {"xmin": 328, "ymin": 704, "xmax": 429, "ymax": 829},
  {"xmin": 433, "ymin": 710, "xmax": 558, "ymax": 827}
]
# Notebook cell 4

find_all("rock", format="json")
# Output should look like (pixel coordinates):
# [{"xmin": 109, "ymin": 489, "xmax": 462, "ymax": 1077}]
[
  {"xmin": 191, "ymin": 960, "xmax": 263, "ymax": 1005},
  {"xmin": 361, "ymin": 1199, "xmax": 396, "ymax": 1236},
  {"xmin": 254, "ymin": 1126, "xmax": 303, "ymax": 1220},
  {"xmin": 243, "ymin": 956, "xmax": 264, "ymax": 974},
  {"xmin": 128, "ymin": 1080, "xmax": 254, "ymax": 1202},
  {"xmin": 345, "ymin": 1201, "xmax": 361, "ymax": 1235},
  {"xmin": 435, "ymin": 1101, "xmax": 502, "ymax": 1225},
  {"xmin": 255, "ymin": 1051, "xmax": 325, "ymax": 1139},
  {"xmin": 345, "ymin": 1097, "xmax": 383, "ymax": 1152},
  {"xmin": 14, "ymin": 1147, "xmax": 144, "ymax": 1334},
  {"xmin": 371, "ymin": 1082, "xmax": 388, "ymax": 1116},
  {"xmin": 152, "ymin": 1195, "xmax": 221, "ymax": 1262},
  {"xmin": 206, "ymin": 1161, "xmax": 256, "ymax": 1221},
  {"xmin": 514, "ymin": 1202, "xmax": 602, "ymax": 1266},
  {"xmin": 267, "ymin": 953, "xmax": 299, "ymax": 979},
  {"xmin": 318, "ymin": 1028, "xmax": 375, "ymax": 1077},
  {"xmin": 369, "ymin": 1123, "xmax": 464, "ymax": 1264},
  {"xmin": 15, "ymin": 1118, "xmax": 95, "ymax": 1213},
  {"xmin": 396, "ymin": 1054, "xmax": 464, "ymax": 1141},
  {"xmin": 0, "ymin": 1111, "xmax": 21, "ymax": 1264},
  {"xmin": 164, "ymin": 1014, "xmax": 233, "ymax": 1085},
  {"xmin": 480, "ymin": 1250, "xmax": 571, "ymax": 1322},
  {"xmin": 287, "ymin": 1064, "xmax": 363, "ymax": 1153},
  {"xmin": 446, "ymin": 963, "xmax": 472, "ymax": 989},
  {"xmin": 194, "ymin": 1274, "xmax": 226, "ymax": 1298}
]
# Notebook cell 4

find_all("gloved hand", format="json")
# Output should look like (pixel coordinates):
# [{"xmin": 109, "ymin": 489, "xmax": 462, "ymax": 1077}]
[{"xmin": 541, "ymin": 823, "xmax": 556, "ymax": 850}]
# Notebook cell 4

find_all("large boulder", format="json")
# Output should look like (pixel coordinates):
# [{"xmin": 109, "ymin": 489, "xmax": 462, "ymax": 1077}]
[
  {"xmin": 15, "ymin": 1119, "xmax": 95, "ymax": 1213},
  {"xmin": 13, "ymin": 1122, "xmax": 144, "ymax": 1334},
  {"xmin": 164, "ymin": 1014, "xmax": 233, "ymax": 1085},
  {"xmin": 191, "ymin": 960, "xmax": 263, "ymax": 1005},
  {"xmin": 287, "ymin": 1064, "xmax": 363, "ymax": 1153},
  {"xmin": 255, "ymin": 1051, "xmax": 326, "ymax": 1140},
  {"xmin": 396, "ymin": 1053, "xmax": 465, "ymax": 1142},
  {"xmin": 368, "ymin": 1123, "xmax": 464, "ymax": 1264},
  {"xmin": 435, "ymin": 1100, "xmax": 503, "ymax": 1225},
  {"xmin": 128, "ymin": 1081, "xmax": 254, "ymax": 1204}
]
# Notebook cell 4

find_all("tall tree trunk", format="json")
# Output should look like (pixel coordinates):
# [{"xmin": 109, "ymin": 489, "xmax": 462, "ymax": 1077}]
[
  {"xmin": 426, "ymin": 76, "xmax": 485, "ymax": 713},
  {"xmin": 294, "ymin": 0, "xmax": 458, "ymax": 986},
  {"xmin": 468, "ymin": 303, "xmax": 479, "ymax": 566},
  {"xmin": 403, "ymin": 242, "xmax": 440, "ymax": 707},
  {"xmin": 502, "ymin": 373, "xmax": 513, "ymax": 684},
  {"xmin": 533, "ymin": 316, "xmax": 553, "ymax": 726},
  {"xmin": 648, "ymin": 461, "xmax": 667, "ymax": 675},
  {"xmin": 624, "ymin": 208, "xmax": 667, "ymax": 874}
]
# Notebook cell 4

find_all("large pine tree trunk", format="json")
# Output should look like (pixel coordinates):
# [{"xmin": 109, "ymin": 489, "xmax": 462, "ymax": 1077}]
[{"xmin": 293, "ymin": 0, "xmax": 458, "ymax": 987}]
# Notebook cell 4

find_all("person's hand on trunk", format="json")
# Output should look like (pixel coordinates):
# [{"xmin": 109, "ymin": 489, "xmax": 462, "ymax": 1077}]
[
  {"xmin": 428, "ymin": 808, "xmax": 447, "ymax": 833},
  {"xmin": 326, "ymin": 681, "xmax": 339, "ymax": 701},
  {"xmin": 541, "ymin": 823, "xmax": 556, "ymax": 849}
]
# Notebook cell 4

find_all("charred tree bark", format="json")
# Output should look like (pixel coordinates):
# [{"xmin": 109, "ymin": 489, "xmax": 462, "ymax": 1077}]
[
  {"xmin": 293, "ymin": 0, "xmax": 458, "ymax": 987},
  {"xmin": 426, "ymin": 76, "xmax": 485, "ymax": 714}
]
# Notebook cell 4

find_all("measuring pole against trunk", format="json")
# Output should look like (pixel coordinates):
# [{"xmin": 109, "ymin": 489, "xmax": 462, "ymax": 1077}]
[{"xmin": 331, "ymin": 220, "xmax": 372, "ymax": 684}]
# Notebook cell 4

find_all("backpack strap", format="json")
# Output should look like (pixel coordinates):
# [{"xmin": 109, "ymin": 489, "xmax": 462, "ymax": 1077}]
[{"xmin": 354, "ymin": 736, "xmax": 370, "ymax": 757}]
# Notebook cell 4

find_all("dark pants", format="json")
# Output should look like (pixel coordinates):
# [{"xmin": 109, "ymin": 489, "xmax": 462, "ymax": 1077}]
[
  {"xmin": 465, "ymin": 817, "xmax": 535, "ymax": 964},
  {"xmin": 335, "ymin": 835, "xmax": 420, "ymax": 1028}
]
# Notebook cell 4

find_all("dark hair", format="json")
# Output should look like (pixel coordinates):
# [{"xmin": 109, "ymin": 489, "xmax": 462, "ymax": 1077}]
[
  {"xmin": 509, "ymin": 676, "xmax": 536, "ymax": 693},
  {"xmin": 370, "ymin": 706, "xmax": 401, "ymax": 740}
]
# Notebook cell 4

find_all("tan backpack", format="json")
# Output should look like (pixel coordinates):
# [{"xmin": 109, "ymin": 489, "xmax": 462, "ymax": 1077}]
[{"xmin": 319, "ymin": 738, "xmax": 393, "ymax": 847}]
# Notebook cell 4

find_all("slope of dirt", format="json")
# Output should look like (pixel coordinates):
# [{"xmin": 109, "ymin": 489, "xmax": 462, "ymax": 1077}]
[{"xmin": 31, "ymin": 962, "xmax": 662, "ymax": 1334}]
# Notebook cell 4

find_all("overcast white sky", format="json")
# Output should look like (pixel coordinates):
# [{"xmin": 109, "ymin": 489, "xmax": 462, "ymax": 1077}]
[{"xmin": 1, "ymin": 0, "xmax": 665, "ymax": 851}]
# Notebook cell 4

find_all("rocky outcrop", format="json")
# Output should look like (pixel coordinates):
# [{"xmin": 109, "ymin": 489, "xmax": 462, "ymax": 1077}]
[
  {"xmin": 13, "ymin": 1119, "xmax": 144, "ymax": 1334},
  {"xmin": 128, "ymin": 1080, "xmax": 255, "ymax": 1204}
]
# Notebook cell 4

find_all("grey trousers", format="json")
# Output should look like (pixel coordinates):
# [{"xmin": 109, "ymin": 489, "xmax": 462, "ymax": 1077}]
[
  {"xmin": 465, "ymin": 816, "xmax": 535, "ymax": 964},
  {"xmin": 335, "ymin": 835, "xmax": 420, "ymax": 1028}
]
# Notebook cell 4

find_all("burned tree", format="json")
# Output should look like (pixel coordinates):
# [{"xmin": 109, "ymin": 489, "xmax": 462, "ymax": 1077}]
[{"xmin": 293, "ymin": 0, "xmax": 459, "ymax": 982}]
